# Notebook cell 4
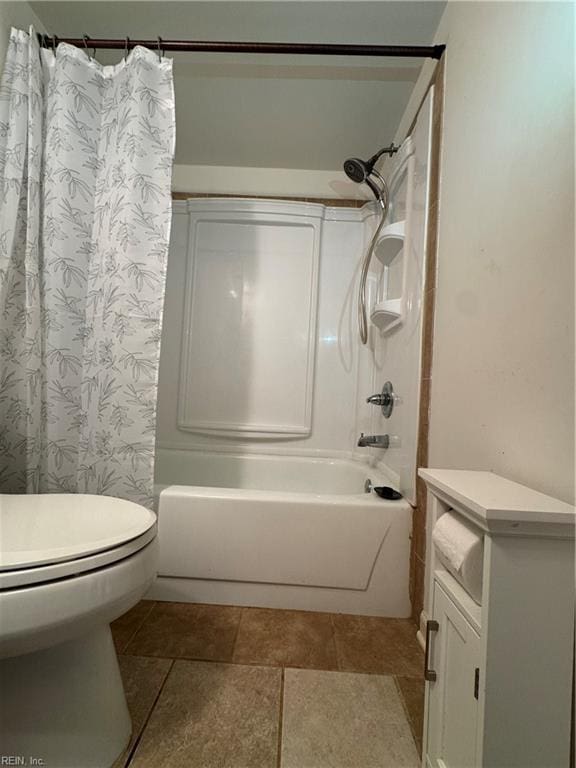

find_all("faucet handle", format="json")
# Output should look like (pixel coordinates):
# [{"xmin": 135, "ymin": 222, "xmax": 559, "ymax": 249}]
[{"xmin": 366, "ymin": 381, "xmax": 395, "ymax": 418}]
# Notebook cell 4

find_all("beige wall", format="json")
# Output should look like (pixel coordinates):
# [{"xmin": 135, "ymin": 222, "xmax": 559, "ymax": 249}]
[
  {"xmin": 0, "ymin": 1, "xmax": 46, "ymax": 64},
  {"xmin": 172, "ymin": 163, "xmax": 370, "ymax": 200},
  {"xmin": 427, "ymin": 2, "xmax": 574, "ymax": 503}
]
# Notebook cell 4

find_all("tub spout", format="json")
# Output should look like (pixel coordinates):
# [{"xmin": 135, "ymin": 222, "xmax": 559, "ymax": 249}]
[{"xmin": 357, "ymin": 433, "xmax": 389, "ymax": 449}]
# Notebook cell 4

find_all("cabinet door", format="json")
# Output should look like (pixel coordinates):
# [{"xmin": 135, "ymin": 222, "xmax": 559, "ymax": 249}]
[{"xmin": 426, "ymin": 582, "xmax": 481, "ymax": 768}]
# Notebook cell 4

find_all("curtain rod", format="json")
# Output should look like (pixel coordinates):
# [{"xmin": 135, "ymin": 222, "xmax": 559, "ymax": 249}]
[{"xmin": 37, "ymin": 34, "xmax": 445, "ymax": 59}]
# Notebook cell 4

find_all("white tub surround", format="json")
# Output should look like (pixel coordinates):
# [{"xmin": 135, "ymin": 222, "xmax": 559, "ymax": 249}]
[
  {"xmin": 354, "ymin": 90, "xmax": 434, "ymax": 505},
  {"xmin": 158, "ymin": 199, "xmax": 370, "ymax": 458},
  {"xmin": 419, "ymin": 469, "xmax": 574, "ymax": 768},
  {"xmin": 150, "ymin": 450, "xmax": 411, "ymax": 616},
  {"xmin": 156, "ymin": 448, "xmax": 386, "ymax": 495},
  {"xmin": 177, "ymin": 199, "xmax": 322, "ymax": 439},
  {"xmin": 154, "ymin": 191, "xmax": 432, "ymax": 616}
]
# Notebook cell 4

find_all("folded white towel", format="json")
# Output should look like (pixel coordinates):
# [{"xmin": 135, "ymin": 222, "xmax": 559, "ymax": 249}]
[{"xmin": 433, "ymin": 511, "xmax": 484, "ymax": 604}]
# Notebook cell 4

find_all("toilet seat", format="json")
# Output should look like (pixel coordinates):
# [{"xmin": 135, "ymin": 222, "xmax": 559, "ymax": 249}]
[
  {"xmin": 0, "ymin": 494, "xmax": 156, "ymax": 590},
  {"xmin": 0, "ymin": 493, "xmax": 158, "ymax": 766}
]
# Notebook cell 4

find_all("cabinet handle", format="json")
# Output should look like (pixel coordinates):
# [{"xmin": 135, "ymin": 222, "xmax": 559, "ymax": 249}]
[{"xmin": 424, "ymin": 619, "xmax": 439, "ymax": 682}]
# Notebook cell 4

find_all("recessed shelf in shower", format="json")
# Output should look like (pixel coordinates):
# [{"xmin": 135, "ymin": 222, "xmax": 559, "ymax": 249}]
[
  {"xmin": 371, "ymin": 219, "xmax": 406, "ymax": 333},
  {"xmin": 371, "ymin": 297, "xmax": 403, "ymax": 330},
  {"xmin": 374, "ymin": 220, "xmax": 405, "ymax": 265}
]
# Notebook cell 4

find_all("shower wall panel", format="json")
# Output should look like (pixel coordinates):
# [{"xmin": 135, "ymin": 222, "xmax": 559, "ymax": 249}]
[
  {"xmin": 177, "ymin": 204, "xmax": 321, "ymax": 437},
  {"xmin": 157, "ymin": 199, "xmax": 366, "ymax": 456},
  {"xmin": 354, "ymin": 90, "xmax": 434, "ymax": 504}
]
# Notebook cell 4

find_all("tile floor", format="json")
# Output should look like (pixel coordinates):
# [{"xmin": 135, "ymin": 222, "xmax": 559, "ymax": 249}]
[{"xmin": 111, "ymin": 601, "xmax": 425, "ymax": 768}]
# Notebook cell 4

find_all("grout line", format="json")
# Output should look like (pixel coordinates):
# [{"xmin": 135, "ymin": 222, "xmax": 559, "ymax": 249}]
[
  {"xmin": 276, "ymin": 668, "xmax": 286, "ymax": 768},
  {"xmin": 118, "ymin": 651, "xmax": 423, "ymax": 680},
  {"xmin": 330, "ymin": 613, "xmax": 343, "ymax": 672},
  {"xmin": 121, "ymin": 601, "xmax": 157, "ymax": 654},
  {"xmin": 392, "ymin": 675, "xmax": 421, "ymax": 753},
  {"xmin": 121, "ymin": 652, "xmax": 280, "ymax": 668},
  {"xmin": 118, "ymin": 652, "xmax": 346, "ymax": 675},
  {"xmin": 124, "ymin": 658, "xmax": 175, "ymax": 767},
  {"xmin": 230, "ymin": 606, "xmax": 246, "ymax": 664}
]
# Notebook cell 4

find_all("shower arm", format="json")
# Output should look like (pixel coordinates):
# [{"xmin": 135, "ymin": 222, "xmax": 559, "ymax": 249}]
[{"xmin": 366, "ymin": 146, "xmax": 398, "ymax": 173}]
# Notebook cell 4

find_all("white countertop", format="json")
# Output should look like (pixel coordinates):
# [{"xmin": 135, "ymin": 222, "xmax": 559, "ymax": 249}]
[{"xmin": 418, "ymin": 469, "xmax": 575, "ymax": 533}]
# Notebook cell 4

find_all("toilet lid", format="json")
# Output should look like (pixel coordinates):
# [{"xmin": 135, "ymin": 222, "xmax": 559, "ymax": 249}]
[{"xmin": 0, "ymin": 494, "xmax": 156, "ymax": 571}]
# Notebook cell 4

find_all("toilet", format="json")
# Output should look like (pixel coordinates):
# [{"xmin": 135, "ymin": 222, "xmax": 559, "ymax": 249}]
[{"xmin": 0, "ymin": 493, "xmax": 158, "ymax": 768}]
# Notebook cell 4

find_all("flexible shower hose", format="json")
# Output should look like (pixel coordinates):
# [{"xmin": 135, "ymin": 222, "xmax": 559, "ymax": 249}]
[{"xmin": 358, "ymin": 189, "xmax": 389, "ymax": 345}]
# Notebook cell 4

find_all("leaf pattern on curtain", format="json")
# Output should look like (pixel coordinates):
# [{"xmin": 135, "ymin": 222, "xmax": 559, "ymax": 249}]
[{"xmin": 0, "ymin": 28, "xmax": 175, "ymax": 507}]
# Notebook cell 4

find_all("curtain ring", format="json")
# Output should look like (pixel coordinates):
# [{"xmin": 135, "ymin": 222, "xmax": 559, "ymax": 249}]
[
  {"xmin": 51, "ymin": 35, "xmax": 57, "ymax": 53},
  {"xmin": 157, "ymin": 36, "xmax": 163, "ymax": 61},
  {"xmin": 124, "ymin": 36, "xmax": 130, "ymax": 57},
  {"xmin": 82, "ymin": 34, "xmax": 91, "ymax": 58}
]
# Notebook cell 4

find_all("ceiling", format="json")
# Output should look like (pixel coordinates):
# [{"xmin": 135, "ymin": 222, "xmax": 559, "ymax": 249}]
[{"xmin": 30, "ymin": 1, "xmax": 446, "ymax": 170}]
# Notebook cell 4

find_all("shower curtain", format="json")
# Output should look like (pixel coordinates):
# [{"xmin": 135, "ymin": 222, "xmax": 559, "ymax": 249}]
[{"xmin": 0, "ymin": 28, "xmax": 175, "ymax": 506}]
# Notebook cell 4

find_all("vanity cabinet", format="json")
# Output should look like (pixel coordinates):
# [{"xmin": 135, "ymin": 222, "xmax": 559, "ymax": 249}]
[
  {"xmin": 426, "ymin": 582, "xmax": 481, "ymax": 768},
  {"xmin": 419, "ymin": 469, "xmax": 575, "ymax": 768}
]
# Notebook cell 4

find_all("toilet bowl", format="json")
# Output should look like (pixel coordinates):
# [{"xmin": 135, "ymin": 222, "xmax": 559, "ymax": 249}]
[{"xmin": 0, "ymin": 493, "xmax": 158, "ymax": 768}]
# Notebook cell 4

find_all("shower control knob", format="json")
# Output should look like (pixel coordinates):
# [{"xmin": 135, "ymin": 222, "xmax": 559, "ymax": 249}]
[{"xmin": 366, "ymin": 381, "xmax": 396, "ymax": 418}]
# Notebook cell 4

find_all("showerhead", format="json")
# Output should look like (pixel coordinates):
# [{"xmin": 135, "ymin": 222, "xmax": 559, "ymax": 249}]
[
  {"xmin": 343, "ymin": 157, "xmax": 370, "ymax": 184},
  {"xmin": 343, "ymin": 144, "xmax": 399, "ymax": 197}
]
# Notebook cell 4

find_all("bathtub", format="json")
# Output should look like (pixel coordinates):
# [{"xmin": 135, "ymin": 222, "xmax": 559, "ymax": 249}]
[{"xmin": 150, "ymin": 449, "xmax": 413, "ymax": 616}]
